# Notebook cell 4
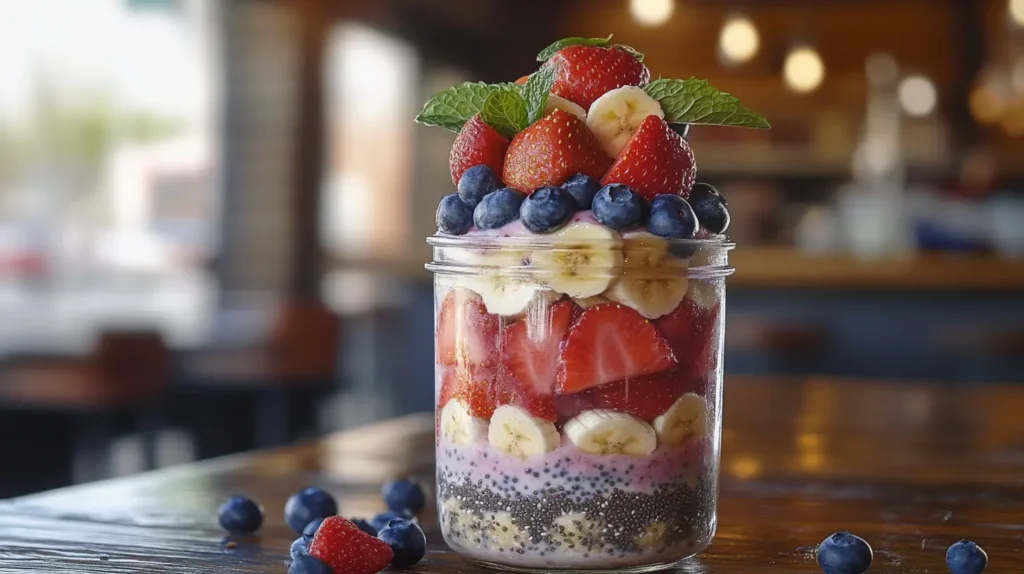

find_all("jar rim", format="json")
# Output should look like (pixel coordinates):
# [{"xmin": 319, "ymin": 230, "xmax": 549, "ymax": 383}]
[{"xmin": 426, "ymin": 234, "xmax": 736, "ymax": 250}]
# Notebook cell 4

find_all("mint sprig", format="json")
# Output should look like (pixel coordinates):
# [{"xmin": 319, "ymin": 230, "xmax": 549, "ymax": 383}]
[
  {"xmin": 414, "ymin": 82, "xmax": 496, "ymax": 132},
  {"xmin": 480, "ymin": 87, "xmax": 529, "ymax": 137},
  {"xmin": 644, "ymin": 78, "xmax": 770, "ymax": 129},
  {"xmin": 521, "ymin": 67, "xmax": 555, "ymax": 124},
  {"xmin": 536, "ymin": 35, "xmax": 612, "ymax": 61}
]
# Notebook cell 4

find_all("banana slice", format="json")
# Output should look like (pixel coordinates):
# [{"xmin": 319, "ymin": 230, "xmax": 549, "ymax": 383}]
[
  {"xmin": 652, "ymin": 393, "xmax": 708, "ymax": 446},
  {"xmin": 685, "ymin": 278, "xmax": 720, "ymax": 312},
  {"xmin": 488, "ymin": 405, "xmax": 560, "ymax": 459},
  {"xmin": 531, "ymin": 222, "xmax": 623, "ymax": 299},
  {"xmin": 483, "ymin": 511, "xmax": 526, "ymax": 551},
  {"xmin": 634, "ymin": 522, "xmax": 670, "ymax": 551},
  {"xmin": 548, "ymin": 513, "xmax": 602, "ymax": 553},
  {"xmin": 440, "ymin": 400, "xmax": 489, "ymax": 446},
  {"xmin": 455, "ymin": 249, "xmax": 538, "ymax": 316},
  {"xmin": 564, "ymin": 409, "xmax": 657, "ymax": 456},
  {"xmin": 604, "ymin": 232, "xmax": 689, "ymax": 319},
  {"xmin": 587, "ymin": 86, "xmax": 665, "ymax": 157},
  {"xmin": 441, "ymin": 497, "xmax": 480, "ymax": 541},
  {"xmin": 545, "ymin": 93, "xmax": 587, "ymax": 121},
  {"xmin": 572, "ymin": 295, "xmax": 609, "ymax": 309}
]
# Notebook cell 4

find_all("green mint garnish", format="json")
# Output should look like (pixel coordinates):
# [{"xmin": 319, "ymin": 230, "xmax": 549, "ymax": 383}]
[
  {"xmin": 521, "ymin": 67, "xmax": 555, "ymax": 124},
  {"xmin": 644, "ymin": 78, "xmax": 770, "ymax": 129},
  {"xmin": 414, "ymin": 82, "xmax": 497, "ymax": 132},
  {"xmin": 480, "ymin": 87, "xmax": 529, "ymax": 137},
  {"xmin": 536, "ymin": 35, "xmax": 612, "ymax": 61}
]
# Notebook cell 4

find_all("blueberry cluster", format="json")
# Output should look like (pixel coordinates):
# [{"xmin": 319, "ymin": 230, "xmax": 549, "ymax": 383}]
[
  {"xmin": 436, "ymin": 164, "xmax": 731, "ymax": 238},
  {"xmin": 815, "ymin": 532, "xmax": 989, "ymax": 574}
]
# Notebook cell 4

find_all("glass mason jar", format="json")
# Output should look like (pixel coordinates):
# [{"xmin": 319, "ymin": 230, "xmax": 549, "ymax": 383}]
[{"xmin": 427, "ymin": 228, "xmax": 732, "ymax": 573}]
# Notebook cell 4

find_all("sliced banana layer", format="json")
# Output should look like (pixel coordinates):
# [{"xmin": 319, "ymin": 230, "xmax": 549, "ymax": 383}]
[
  {"xmin": 685, "ymin": 278, "xmax": 720, "ymax": 312},
  {"xmin": 483, "ymin": 511, "xmax": 526, "ymax": 551},
  {"xmin": 587, "ymin": 86, "xmax": 665, "ymax": 157},
  {"xmin": 532, "ymin": 222, "xmax": 623, "ymax": 299},
  {"xmin": 441, "ymin": 497, "xmax": 480, "ymax": 537},
  {"xmin": 439, "ymin": 400, "xmax": 489, "ymax": 446},
  {"xmin": 548, "ymin": 513, "xmax": 603, "ymax": 553},
  {"xmin": 571, "ymin": 295, "xmax": 609, "ymax": 310},
  {"xmin": 545, "ymin": 93, "xmax": 587, "ymax": 121},
  {"xmin": 634, "ymin": 522, "xmax": 670, "ymax": 551},
  {"xmin": 488, "ymin": 405, "xmax": 560, "ymax": 459},
  {"xmin": 604, "ymin": 232, "xmax": 689, "ymax": 319},
  {"xmin": 564, "ymin": 409, "xmax": 657, "ymax": 456},
  {"xmin": 652, "ymin": 393, "xmax": 708, "ymax": 446}
]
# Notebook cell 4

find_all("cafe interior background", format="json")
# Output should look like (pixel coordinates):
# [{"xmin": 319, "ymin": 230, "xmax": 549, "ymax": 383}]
[{"xmin": 0, "ymin": 0, "xmax": 1021, "ymax": 499}]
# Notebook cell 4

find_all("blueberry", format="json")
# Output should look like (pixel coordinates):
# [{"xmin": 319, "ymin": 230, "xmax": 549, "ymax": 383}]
[
  {"xmin": 436, "ymin": 193, "xmax": 474, "ymax": 235},
  {"xmin": 816, "ymin": 531, "xmax": 873, "ymax": 574},
  {"xmin": 520, "ymin": 186, "xmax": 575, "ymax": 233},
  {"xmin": 647, "ymin": 194, "xmax": 698, "ymax": 239},
  {"xmin": 217, "ymin": 495, "xmax": 263, "ymax": 534},
  {"xmin": 370, "ymin": 510, "xmax": 413, "ymax": 533},
  {"xmin": 378, "ymin": 520, "xmax": 427, "ymax": 568},
  {"xmin": 688, "ymin": 183, "xmax": 730, "ymax": 234},
  {"xmin": 669, "ymin": 123, "xmax": 690, "ymax": 139},
  {"xmin": 561, "ymin": 173, "xmax": 601, "ymax": 210},
  {"xmin": 301, "ymin": 517, "xmax": 325, "ymax": 540},
  {"xmin": 946, "ymin": 540, "xmax": 988, "ymax": 574},
  {"xmin": 290, "ymin": 536, "xmax": 310, "ymax": 560},
  {"xmin": 457, "ymin": 164, "xmax": 501, "ymax": 208},
  {"xmin": 289, "ymin": 554, "xmax": 332, "ymax": 574},
  {"xmin": 382, "ymin": 478, "xmax": 427, "ymax": 513},
  {"xmin": 351, "ymin": 517, "xmax": 378, "ymax": 536},
  {"xmin": 284, "ymin": 487, "xmax": 338, "ymax": 534},
  {"xmin": 474, "ymin": 188, "xmax": 526, "ymax": 230},
  {"xmin": 592, "ymin": 184, "xmax": 646, "ymax": 230}
]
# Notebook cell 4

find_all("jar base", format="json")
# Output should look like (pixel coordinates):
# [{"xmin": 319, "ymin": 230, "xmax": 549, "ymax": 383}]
[{"xmin": 467, "ymin": 555, "xmax": 700, "ymax": 574}]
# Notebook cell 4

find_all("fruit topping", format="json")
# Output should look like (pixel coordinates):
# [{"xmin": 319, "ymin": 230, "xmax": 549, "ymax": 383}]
[
  {"xmin": 438, "ymin": 397, "xmax": 489, "ymax": 445},
  {"xmin": 436, "ymin": 193, "xmax": 474, "ymax": 235},
  {"xmin": 563, "ymin": 409, "xmax": 656, "ymax": 456},
  {"xmin": 369, "ymin": 510, "xmax": 413, "ymax": 533},
  {"xmin": 520, "ymin": 185, "xmax": 576, "ymax": 233},
  {"xmin": 592, "ymin": 184, "xmax": 646, "ymax": 231},
  {"xmin": 284, "ymin": 488, "xmax": 337, "ymax": 534},
  {"xmin": 561, "ymin": 173, "xmax": 602, "ymax": 210},
  {"xmin": 308, "ymin": 516, "xmax": 394, "ymax": 574},
  {"xmin": 436, "ymin": 288, "xmax": 499, "ymax": 367},
  {"xmin": 457, "ymin": 164, "xmax": 501, "ymax": 208},
  {"xmin": 381, "ymin": 478, "xmax": 426, "ymax": 513},
  {"xmin": 556, "ymin": 303, "xmax": 676, "ymax": 394},
  {"xmin": 502, "ymin": 109, "xmax": 610, "ymax": 193},
  {"xmin": 587, "ymin": 85, "xmax": 664, "ymax": 157},
  {"xmin": 816, "ymin": 531, "xmax": 873, "ymax": 574},
  {"xmin": 652, "ymin": 392, "xmax": 708, "ymax": 445},
  {"xmin": 546, "ymin": 44, "xmax": 650, "ymax": 111},
  {"xmin": 377, "ymin": 520, "xmax": 428, "ymax": 568},
  {"xmin": 438, "ymin": 365, "xmax": 502, "ymax": 419},
  {"xmin": 350, "ymin": 518, "xmax": 378, "ymax": 537},
  {"xmin": 530, "ymin": 222, "xmax": 623, "ymax": 299},
  {"xmin": 688, "ymin": 182, "xmax": 730, "ymax": 234},
  {"xmin": 217, "ymin": 495, "xmax": 263, "ymax": 534},
  {"xmin": 654, "ymin": 298, "xmax": 719, "ymax": 380},
  {"xmin": 449, "ymin": 115, "xmax": 509, "ymax": 186},
  {"xmin": 488, "ymin": 404, "xmax": 561, "ymax": 459},
  {"xmin": 474, "ymin": 187, "xmax": 526, "ymax": 230},
  {"xmin": 648, "ymin": 194, "xmax": 698, "ymax": 239},
  {"xmin": 503, "ymin": 300, "xmax": 574, "ymax": 397},
  {"xmin": 590, "ymin": 372, "xmax": 689, "ymax": 421},
  {"xmin": 601, "ymin": 115, "xmax": 696, "ymax": 200},
  {"xmin": 605, "ymin": 231, "xmax": 688, "ymax": 319}
]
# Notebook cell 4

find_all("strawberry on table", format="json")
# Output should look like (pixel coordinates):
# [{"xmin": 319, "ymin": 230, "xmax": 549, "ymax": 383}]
[
  {"xmin": 308, "ymin": 516, "xmax": 394, "ymax": 574},
  {"xmin": 591, "ymin": 372, "xmax": 693, "ymax": 420},
  {"xmin": 556, "ymin": 303, "xmax": 676, "ymax": 394},
  {"xmin": 601, "ymin": 115, "xmax": 696, "ymax": 200},
  {"xmin": 503, "ymin": 109, "xmax": 611, "ymax": 193},
  {"xmin": 436, "ymin": 288, "xmax": 499, "ymax": 367},
  {"xmin": 654, "ymin": 299, "xmax": 720, "ymax": 381},
  {"xmin": 546, "ymin": 45, "xmax": 650, "ymax": 111},
  {"xmin": 450, "ymin": 115, "xmax": 510, "ymax": 186}
]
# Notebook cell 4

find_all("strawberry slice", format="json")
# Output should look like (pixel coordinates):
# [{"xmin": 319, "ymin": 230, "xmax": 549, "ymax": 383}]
[
  {"xmin": 556, "ymin": 303, "xmax": 676, "ymax": 394},
  {"xmin": 601, "ymin": 115, "xmax": 696, "ymax": 200},
  {"xmin": 503, "ymin": 301, "xmax": 574, "ymax": 395},
  {"xmin": 553, "ymin": 391, "xmax": 594, "ymax": 421},
  {"xmin": 654, "ymin": 299, "xmax": 720, "ymax": 381},
  {"xmin": 546, "ymin": 45, "xmax": 650, "ymax": 111},
  {"xmin": 308, "ymin": 516, "xmax": 394, "ymax": 574},
  {"xmin": 503, "ymin": 109, "xmax": 611, "ymax": 193},
  {"xmin": 436, "ymin": 289, "xmax": 499, "ymax": 367},
  {"xmin": 450, "ymin": 115, "xmax": 510, "ymax": 186},
  {"xmin": 591, "ymin": 372, "xmax": 691, "ymax": 420},
  {"xmin": 439, "ymin": 364, "xmax": 503, "ymax": 419}
]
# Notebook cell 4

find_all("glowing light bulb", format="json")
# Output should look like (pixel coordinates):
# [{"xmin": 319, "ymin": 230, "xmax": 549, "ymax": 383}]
[
  {"xmin": 719, "ymin": 16, "xmax": 759, "ymax": 64},
  {"xmin": 898, "ymin": 75, "xmax": 938, "ymax": 117},
  {"xmin": 630, "ymin": 0, "xmax": 674, "ymax": 27},
  {"xmin": 784, "ymin": 47, "xmax": 825, "ymax": 93}
]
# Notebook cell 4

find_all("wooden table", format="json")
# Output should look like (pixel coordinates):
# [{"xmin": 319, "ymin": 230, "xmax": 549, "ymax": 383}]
[{"xmin": 3, "ymin": 375, "xmax": 1024, "ymax": 573}]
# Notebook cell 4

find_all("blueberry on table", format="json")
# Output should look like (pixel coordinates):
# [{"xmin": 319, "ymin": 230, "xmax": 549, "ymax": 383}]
[
  {"xmin": 688, "ymin": 182, "xmax": 730, "ymax": 234},
  {"xmin": 436, "ymin": 193, "xmax": 474, "ymax": 235},
  {"xmin": 592, "ymin": 184, "xmax": 646, "ymax": 231},
  {"xmin": 520, "ymin": 186, "xmax": 575, "ymax": 233},
  {"xmin": 370, "ymin": 509, "xmax": 413, "ymax": 533},
  {"xmin": 290, "ymin": 536, "xmax": 310, "ymax": 560},
  {"xmin": 669, "ymin": 123, "xmax": 690, "ymax": 140},
  {"xmin": 561, "ymin": 173, "xmax": 602, "ymax": 210},
  {"xmin": 382, "ymin": 478, "xmax": 427, "ymax": 513},
  {"xmin": 284, "ymin": 487, "xmax": 338, "ymax": 534},
  {"xmin": 816, "ymin": 531, "xmax": 873, "ymax": 574},
  {"xmin": 302, "ymin": 517, "xmax": 326, "ymax": 540},
  {"xmin": 946, "ymin": 540, "xmax": 988, "ymax": 574},
  {"xmin": 378, "ymin": 519, "xmax": 428, "ymax": 568},
  {"xmin": 216, "ymin": 495, "xmax": 263, "ymax": 534},
  {"xmin": 457, "ymin": 164, "xmax": 501, "ymax": 208},
  {"xmin": 289, "ymin": 553, "xmax": 332, "ymax": 574},
  {"xmin": 350, "ymin": 517, "xmax": 379, "ymax": 536},
  {"xmin": 474, "ymin": 188, "xmax": 526, "ymax": 230},
  {"xmin": 647, "ymin": 194, "xmax": 698, "ymax": 239}
]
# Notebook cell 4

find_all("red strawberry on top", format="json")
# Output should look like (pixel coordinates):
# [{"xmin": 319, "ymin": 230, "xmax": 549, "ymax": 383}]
[
  {"xmin": 503, "ymin": 109, "xmax": 611, "ymax": 193},
  {"xmin": 655, "ymin": 299, "xmax": 720, "ymax": 381},
  {"xmin": 436, "ymin": 288, "xmax": 499, "ymax": 367},
  {"xmin": 601, "ymin": 115, "xmax": 696, "ymax": 200},
  {"xmin": 309, "ymin": 516, "xmax": 394, "ymax": 574},
  {"xmin": 546, "ymin": 45, "xmax": 650, "ymax": 111},
  {"xmin": 556, "ymin": 303, "xmax": 676, "ymax": 394},
  {"xmin": 450, "ymin": 115, "xmax": 509, "ymax": 186},
  {"xmin": 591, "ymin": 371, "xmax": 693, "ymax": 420}
]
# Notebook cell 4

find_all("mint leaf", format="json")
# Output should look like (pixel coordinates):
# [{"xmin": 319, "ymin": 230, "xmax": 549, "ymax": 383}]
[
  {"xmin": 537, "ymin": 35, "xmax": 612, "ymax": 61},
  {"xmin": 480, "ymin": 87, "xmax": 528, "ymax": 137},
  {"xmin": 522, "ymin": 67, "xmax": 555, "ymax": 124},
  {"xmin": 645, "ymin": 78, "xmax": 770, "ymax": 129},
  {"xmin": 414, "ymin": 82, "xmax": 496, "ymax": 132},
  {"xmin": 613, "ymin": 44, "xmax": 644, "ymax": 62}
]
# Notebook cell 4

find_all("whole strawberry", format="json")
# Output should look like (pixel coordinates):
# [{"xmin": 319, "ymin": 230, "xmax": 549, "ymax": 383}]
[
  {"xmin": 601, "ymin": 115, "xmax": 696, "ymax": 200},
  {"xmin": 449, "ymin": 115, "xmax": 509, "ymax": 186},
  {"xmin": 308, "ymin": 516, "xmax": 393, "ymax": 574},
  {"xmin": 547, "ymin": 45, "xmax": 650, "ymax": 111},
  {"xmin": 503, "ymin": 109, "xmax": 611, "ymax": 193}
]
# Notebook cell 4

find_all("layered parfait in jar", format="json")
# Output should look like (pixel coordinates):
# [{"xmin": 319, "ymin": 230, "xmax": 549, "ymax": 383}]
[{"xmin": 419, "ymin": 35, "xmax": 768, "ymax": 572}]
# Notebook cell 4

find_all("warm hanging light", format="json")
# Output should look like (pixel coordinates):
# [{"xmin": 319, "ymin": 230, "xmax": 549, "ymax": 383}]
[
  {"xmin": 783, "ymin": 46, "xmax": 825, "ymax": 93},
  {"xmin": 898, "ymin": 75, "xmax": 938, "ymax": 117},
  {"xmin": 718, "ymin": 15, "xmax": 760, "ymax": 64},
  {"xmin": 1010, "ymin": 0, "xmax": 1024, "ymax": 27},
  {"xmin": 629, "ymin": 0, "xmax": 674, "ymax": 27}
]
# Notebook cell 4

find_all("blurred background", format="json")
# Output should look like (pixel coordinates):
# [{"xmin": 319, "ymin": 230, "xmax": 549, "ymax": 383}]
[{"xmin": 0, "ymin": 0, "xmax": 1021, "ymax": 497}]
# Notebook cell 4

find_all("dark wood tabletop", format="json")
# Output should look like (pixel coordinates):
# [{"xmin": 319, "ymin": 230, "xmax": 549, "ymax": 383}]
[{"xmin": 3, "ymin": 375, "xmax": 1024, "ymax": 573}]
